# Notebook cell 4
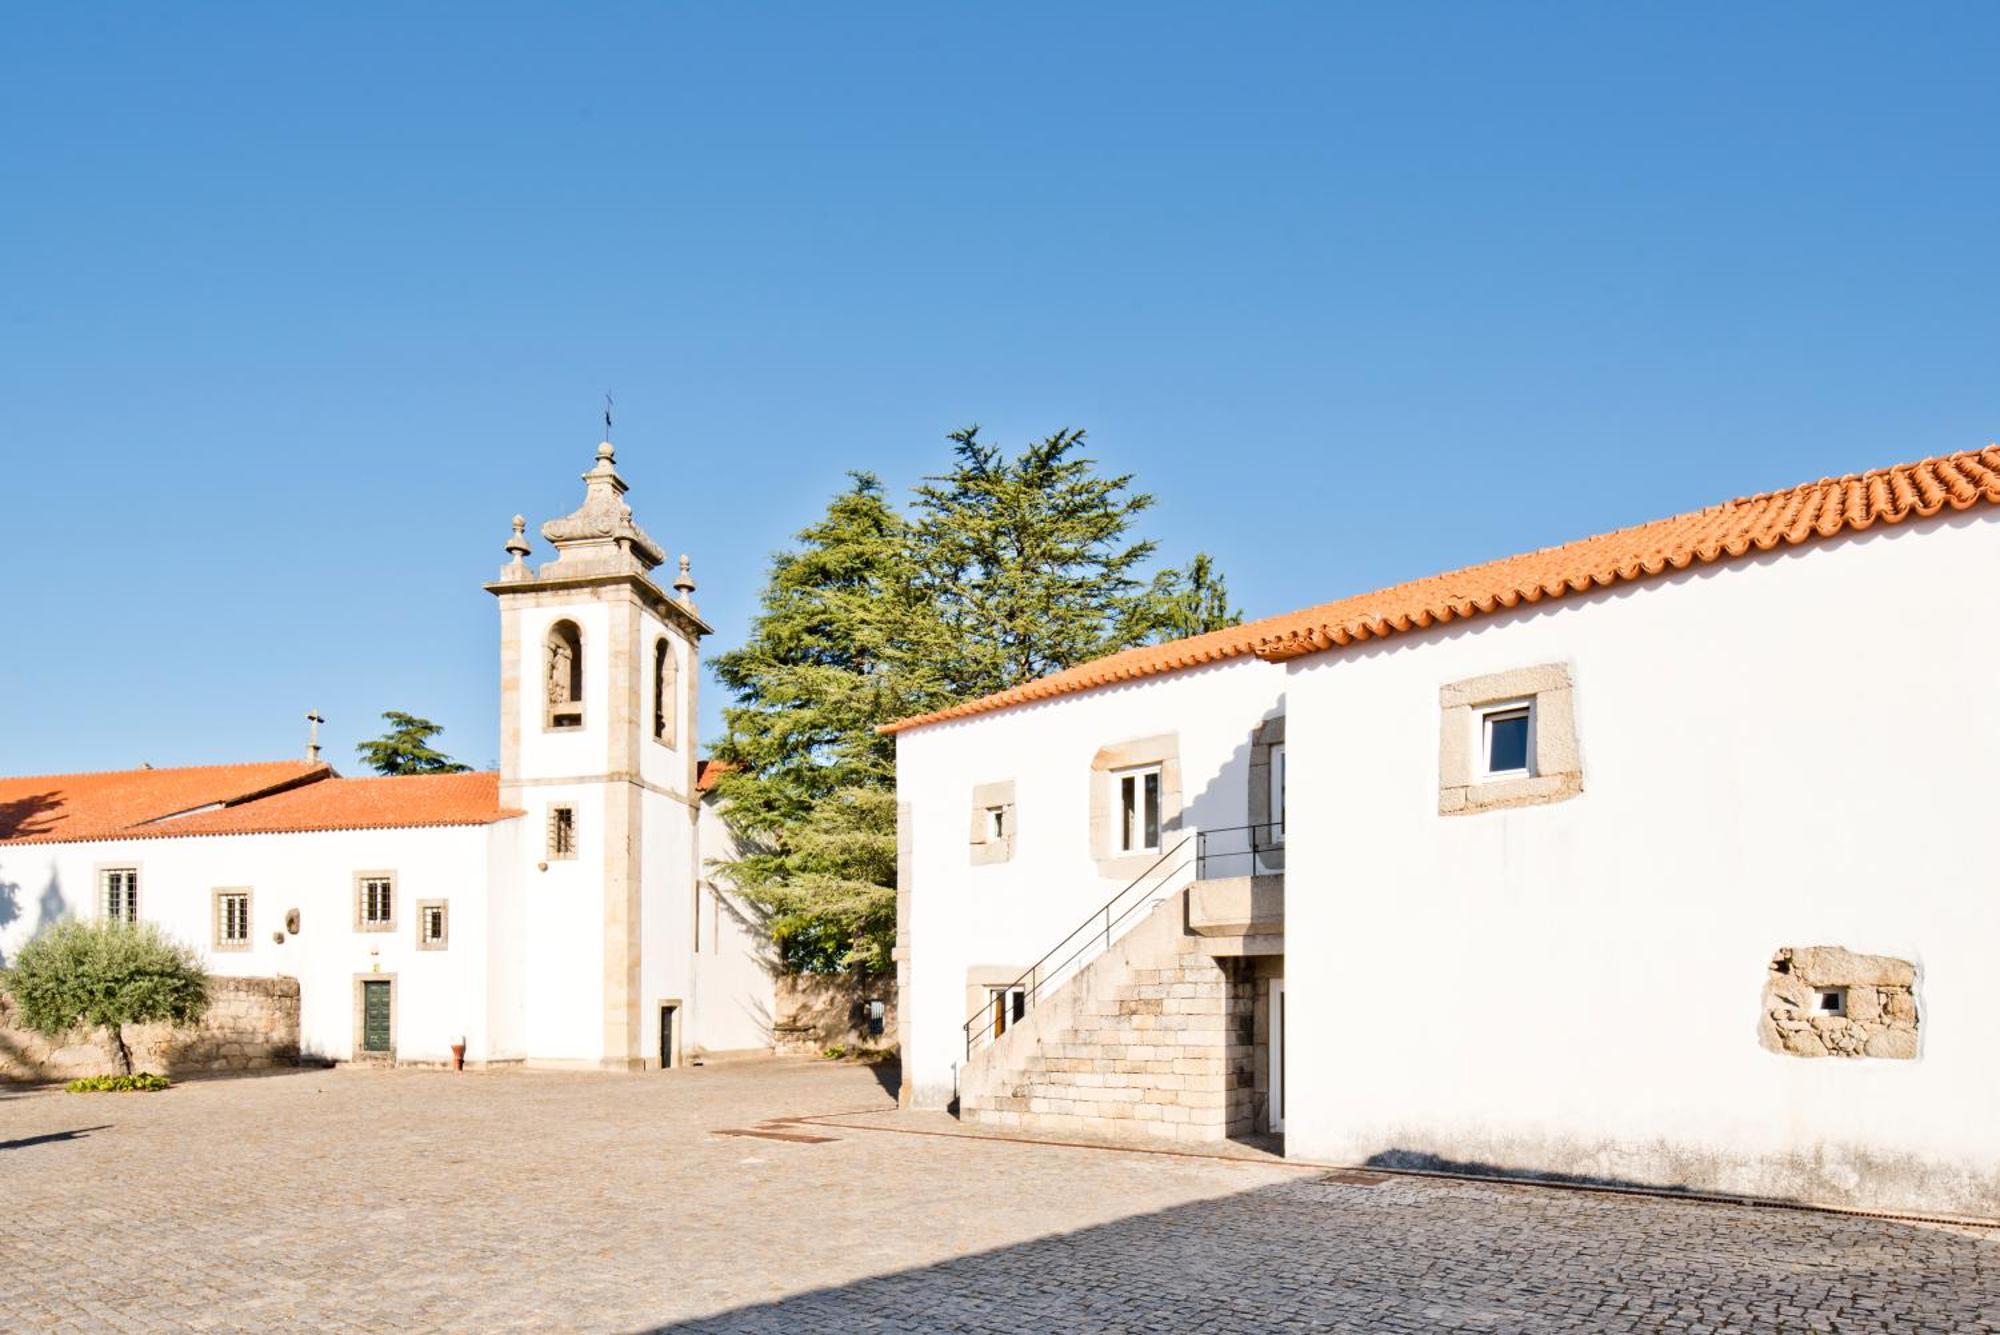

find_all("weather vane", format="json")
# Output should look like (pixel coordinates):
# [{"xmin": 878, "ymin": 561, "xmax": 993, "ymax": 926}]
[{"xmin": 604, "ymin": 390, "xmax": 614, "ymax": 442}]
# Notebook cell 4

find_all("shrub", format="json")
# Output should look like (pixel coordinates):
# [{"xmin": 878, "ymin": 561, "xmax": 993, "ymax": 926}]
[
  {"xmin": 3, "ymin": 919, "xmax": 208, "ymax": 1075},
  {"xmin": 66, "ymin": 1073, "xmax": 172, "ymax": 1093}
]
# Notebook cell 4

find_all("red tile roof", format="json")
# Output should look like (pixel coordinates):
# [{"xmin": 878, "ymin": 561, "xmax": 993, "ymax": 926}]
[
  {"xmin": 882, "ymin": 445, "xmax": 2000, "ymax": 734},
  {"xmin": 695, "ymin": 758, "xmax": 735, "ymax": 794},
  {"xmin": 156, "ymin": 771, "xmax": 518, "ymax": 839},
  {"xmin": 0, "ymin": 763, "xmax": 518, "ymax": 846},
  {"xmin": 0, "ymin": 760, "xmax": 330, "ymax": 845}
]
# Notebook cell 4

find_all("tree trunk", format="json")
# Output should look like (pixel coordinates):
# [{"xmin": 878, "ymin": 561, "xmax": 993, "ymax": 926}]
[{"xmin": 108, "ymin": 1024, "xmax": 132, "ymax": 1076}]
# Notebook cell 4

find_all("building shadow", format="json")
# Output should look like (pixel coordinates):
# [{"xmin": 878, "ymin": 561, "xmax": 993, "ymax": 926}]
[{"xmin": 646, "ymin": 1174, "xmax": 1998, "ymax": 1333}]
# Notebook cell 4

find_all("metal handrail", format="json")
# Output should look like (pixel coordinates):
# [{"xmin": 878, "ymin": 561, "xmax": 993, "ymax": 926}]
[
  {"xmin": 963, "ymin": 832, "xmax": 1196, "ymax": 1062},
  {"xmin": 1193, "ymin": 821, "xmax": 1287, "ymax": 880}
]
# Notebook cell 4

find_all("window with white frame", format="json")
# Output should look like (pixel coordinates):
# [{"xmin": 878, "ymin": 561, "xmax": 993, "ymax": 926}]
[
  {"xmin": 357, "ymin": 873, "xmax": 396, "ymax": 931},
  {"xmin": 1479, "ymin": 702, "xmax": 1534, "ymax": 780},
  {"xmin": 214, "ymin": 889, "xmax": 251, "ymax": 949},
  {"xmin": 988, "ymin": 985, "xmax": 1027, "ymax": 1038},
  {"xmin": 102, "ymin": 868, "xmax": 139, "ymax": 923},
  {"xmin": 1116, "ymin": 764, "xmax": 1163, "ymax": 854},
  {"xmin": 417, "ymin": 900, "xmax": 449, "ymax": 950}
]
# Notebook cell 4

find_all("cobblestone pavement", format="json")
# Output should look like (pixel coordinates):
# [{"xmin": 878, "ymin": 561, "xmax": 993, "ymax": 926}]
[{"xmin": 1, "ymin": 1060, "xmax": 1995, "ymax": 1332}]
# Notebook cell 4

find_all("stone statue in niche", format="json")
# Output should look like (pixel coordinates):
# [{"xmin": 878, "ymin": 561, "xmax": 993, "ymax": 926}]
[{"xmin": 548, "ymin": 636, "xmax": 575, "ymax": 706}]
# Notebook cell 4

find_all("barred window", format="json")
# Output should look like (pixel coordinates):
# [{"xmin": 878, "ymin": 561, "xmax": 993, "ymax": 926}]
[
  {"xmin": 356, "ymin": 873, "xmax": 396, "ymax": 931},
  {"xmin": 549, "ymin": 805, "xmax": 577, "ymax": 860},
  {"xmin": 417, "ymin": 900, "xmax": 449, "ymax": 950},
  {"xmin": 103, "ymin": 868, "xmax": 139, "ymax": 923},
  {"xmin": 214, "ymin": 889, "xmax": 251, "ymax": 948}
]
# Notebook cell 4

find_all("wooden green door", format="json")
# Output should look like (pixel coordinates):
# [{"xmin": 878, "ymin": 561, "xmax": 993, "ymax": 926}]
[{"xmin": 362, "ymin": 980, "xmax": 392, "ymax": 1053}]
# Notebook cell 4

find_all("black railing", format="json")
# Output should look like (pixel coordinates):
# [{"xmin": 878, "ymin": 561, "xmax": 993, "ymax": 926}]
[
  {"xmin": 962, "ymin": 833, "xmax": 1195, "ymax": 1062},
  {"xmin": 1194, "ymin": 821, "xmax": 1286, "ymax": 880}
]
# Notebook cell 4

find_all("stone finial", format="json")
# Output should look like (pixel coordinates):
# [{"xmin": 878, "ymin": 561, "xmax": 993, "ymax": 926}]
[
  {"xmin": 499, "ymin": 514, "xmax": 535, "ymax": 582},
  {"xmin": 539, "ymin": 439, "xmax": 666, "ymax": 575},
  {"xmin": 673, "ymin": 554, "xmax": 697, "ymax": 607}
]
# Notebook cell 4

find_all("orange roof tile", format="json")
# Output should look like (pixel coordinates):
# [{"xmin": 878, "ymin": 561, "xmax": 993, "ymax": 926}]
[
  {"xmin": 0, "ymin": 764, "xmax": 518, "ymax": 846},
  {"xmin": 695, "ymin": 758, "xmax": 735, "ymax": 793},
  {"xmin": 882, "ymin": 445, "xmax": 2000, "ymax": 734},
  {"xmin": 155, "ymin": 771, "xmax": 518, "ymax": 839},
  {"xmin": 0, "ymin": 760, "xmax": 330, "ymax": 845}
]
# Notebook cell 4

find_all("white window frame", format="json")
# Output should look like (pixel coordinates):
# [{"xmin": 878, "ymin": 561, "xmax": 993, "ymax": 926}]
[
  {"xmin": 102, "ymin": 867, "xmax": 139, "ymax": 924},
  {"xmin": 355, "ymin": 871, "xmax": 397, "ymax": 932},
  {"xmin": 988, "ymin": 985, "xmax": 1027, "ymax": 1038},
  {"xmin": 417, "ymin": 899, "xmax": 449, "ymax": 951},
  {"xmin": 213, "ymin": 888, "xmax": 252, "ymax": 950},
  {"xmin": 1478, "ymin": 700, "xmax": 1536, "ymax": 781},
  {"xmin": 1114, "ymin": 763, "xmax": 1164, "ymax": 855},
  {"xmin": 1268, "ymin": 742, "xmax": 1287, "ymax": 845}
]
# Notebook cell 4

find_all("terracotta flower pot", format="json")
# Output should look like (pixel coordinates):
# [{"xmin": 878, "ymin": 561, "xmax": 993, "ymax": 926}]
[{"xmin": 451, "ymin": 1043, "xmax": 466, "ymax": 1072}]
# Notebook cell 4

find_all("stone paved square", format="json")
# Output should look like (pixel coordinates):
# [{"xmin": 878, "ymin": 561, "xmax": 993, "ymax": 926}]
[{"xmin": 1, "ymin": 1059, "xmax": 1995, "ymax": 1332}]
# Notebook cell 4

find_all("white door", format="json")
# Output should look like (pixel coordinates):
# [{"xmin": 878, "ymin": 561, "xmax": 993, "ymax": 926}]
[{"xmin": 1269, "ymin": 978, "xmax": 1286, "ymax": 1133}]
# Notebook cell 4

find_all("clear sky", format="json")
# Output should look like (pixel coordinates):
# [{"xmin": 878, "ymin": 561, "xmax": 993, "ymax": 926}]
[{"xmin": 3, "ymin": 4, "xmax": 1995, "ymax": 777}]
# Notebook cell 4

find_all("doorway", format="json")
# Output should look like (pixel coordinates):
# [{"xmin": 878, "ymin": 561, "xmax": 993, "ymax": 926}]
[
  {"xmin": 1269, "ymin": 978, "xmax": 1286, "ymax": 1133},
  {"xmin": 362, "ymin": 980, "xmax": 393, "ymax": 1055},
  {"xmin": 659, "ymin": 1003, "xmax": 678, "ymax": 1069}
]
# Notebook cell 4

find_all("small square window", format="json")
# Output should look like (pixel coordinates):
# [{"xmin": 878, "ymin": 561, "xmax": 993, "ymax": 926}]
[
  {"xmin": 417, "ymin": 900, "xmax": 449, "ymax": 951},
  {"xmin": 1481, "ymin": 705, "xmax": 1533, "ymax": 779},
  {"xmin": 214, "ymin": 889, "xmax": 251, "ymax": 949},
  {"xmin": 1815, "ymin": 987, "xmax": 1847, "ymax": 1016},
  {"xmin": 356, "ymin": 872, "xmax": 396, "ymax": 932}
]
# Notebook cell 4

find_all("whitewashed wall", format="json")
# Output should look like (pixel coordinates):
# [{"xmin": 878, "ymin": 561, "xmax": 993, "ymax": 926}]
[
  {"xmin": 1282, "ymin": 510, "xmax": 2000, "ymax": 1215},
  {"xmin": 690, "ymin": 795, "xmax": 779, "ymax": 1054},
  {"xmin": 0, "ymin": 822, "xmax": 507, "ymax": 1064},
  {"xmin": 896, "ymin": 658, "xmax": 1286, "ymax": 1108}
]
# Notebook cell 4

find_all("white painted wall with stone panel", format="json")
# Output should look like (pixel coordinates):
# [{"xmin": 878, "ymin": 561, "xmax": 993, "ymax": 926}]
[
  {"xmin": 897, "ymin": 657, "xmax": 1285, "ymax": 1109},
  {"xmin": 1281, "ymin": 510, "xmax": 2000, "ymax": 1216}
]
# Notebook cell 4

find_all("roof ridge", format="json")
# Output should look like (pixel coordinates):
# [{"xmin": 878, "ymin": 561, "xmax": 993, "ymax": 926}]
[
  {"xmin": 0, "ymin": 758, "xmax": 326, "ymax": 786},
  {"xmin": 1721, "ymin": 443, "xmax": 2000, "ymax": 507}
]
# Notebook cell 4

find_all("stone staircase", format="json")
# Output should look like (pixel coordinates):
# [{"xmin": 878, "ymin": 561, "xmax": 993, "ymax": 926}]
[{"xmin": 958, "ymin": 888, "xmax": 1261, "ymax": 1144}]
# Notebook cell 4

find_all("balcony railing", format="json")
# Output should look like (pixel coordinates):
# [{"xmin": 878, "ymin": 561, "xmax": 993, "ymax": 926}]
[{"xmin": 1194, "ymin": 821, "xmax": 1286, "ymax": 880}]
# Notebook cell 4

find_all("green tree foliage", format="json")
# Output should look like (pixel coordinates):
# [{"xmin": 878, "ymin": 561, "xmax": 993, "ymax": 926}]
[
  {"xmin": 713, "ymin": 432, "xmax": 1241, "ymax": 976},
  {"xmin": 4, "ymin": 919, "xmax": 208, "ymax": 1075},
  {"xmin": 355, "ymin": 711, "xmax": 472, "ymax": 776}
]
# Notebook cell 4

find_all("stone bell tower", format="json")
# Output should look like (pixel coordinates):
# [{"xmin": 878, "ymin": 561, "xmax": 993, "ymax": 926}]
[{"xmin": 487, "ymin": 439, "xmax": 710, "ymax": 1068}]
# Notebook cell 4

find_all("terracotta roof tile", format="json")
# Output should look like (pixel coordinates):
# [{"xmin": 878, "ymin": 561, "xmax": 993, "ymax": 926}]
[
  {"xmin": 882, "ymin": 445, "xmax": 2000, "ymax": 733},
  {"xmin": 0, "ymin": 764, "xmax": 518, "ymax": 846},
  {"xmin": 0, "ymin": 760, "xmax": 330, "ymax": 845},
  {"xmin": 155, "ymin": 771, "xmax": 518, "ymax": 839}
]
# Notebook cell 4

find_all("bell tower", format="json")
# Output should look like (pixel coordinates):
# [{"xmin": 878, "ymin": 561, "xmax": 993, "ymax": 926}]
[{"xmin": 487, "ymin": 438, "xmax": 710, "ymax": 1068}]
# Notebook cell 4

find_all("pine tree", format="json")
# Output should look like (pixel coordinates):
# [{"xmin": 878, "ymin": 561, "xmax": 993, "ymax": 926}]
[
  {"xmin": 710, "ymin": 476, "xmax": 936, "ymax": 973},
  {"xmin": 713, "ymin": 435, "xmax": 1242, "ymax": 976},
  {"xmin": 912, "ymin": 427, "xmax": 1163, "ymax": 698},
  {"xmin": 355, "ymin": 712, "xmax": 472, "ymax": 776}
]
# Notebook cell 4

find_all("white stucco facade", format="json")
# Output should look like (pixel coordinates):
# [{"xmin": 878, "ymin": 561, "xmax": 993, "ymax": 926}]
[
  {"xmin": 0, "ymin": 441, "xmax": 777, "ymax": 1073},
  {"xmin": 895, "ymin": 484, "xmax": 2000, "ymax": 1215}
]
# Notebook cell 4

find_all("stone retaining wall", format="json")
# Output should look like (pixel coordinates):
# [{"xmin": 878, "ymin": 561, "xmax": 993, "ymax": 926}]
[
  {"xmin": 0, "ymin": 975, "xmax": 301, "ymax": 1082},
  {"xmin": 771, "ymin": 973, "xmax": 897, "ymax": 1054}
]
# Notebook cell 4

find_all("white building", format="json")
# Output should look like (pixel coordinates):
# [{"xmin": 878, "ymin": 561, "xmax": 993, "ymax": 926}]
[
  {"xmin": 0, "ymin": 440, "xmax": 775, "ymax": 1069},
  {"xmin": 890, "ymin": 444, "xmax": 2000, "ymax": 1218}
]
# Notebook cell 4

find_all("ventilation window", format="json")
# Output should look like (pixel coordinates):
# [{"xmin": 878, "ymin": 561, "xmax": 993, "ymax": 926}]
[
  {"xmin": 1815, "ymin": 987, "xmax": 1848, "ymax": 1017},
  {"xmin": 986, "ymin": 806, "xmax": 1008, "ymax": 840},
  {"xmin": 1480, "ymin": 703, "xmax": 1533, "ymax": 779},
  {"xmin": 549, "ymin": 805, "xmax": 577, "ymax": 860}
]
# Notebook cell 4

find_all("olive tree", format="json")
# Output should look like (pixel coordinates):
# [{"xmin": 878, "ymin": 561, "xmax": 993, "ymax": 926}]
[{"xmin": 4, "ymin": 919, "xmax": 208, "ymax": 1075}]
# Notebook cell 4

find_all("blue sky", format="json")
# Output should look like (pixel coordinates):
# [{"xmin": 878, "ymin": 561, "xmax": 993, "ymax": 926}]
[{"xmin": 3, "ymin": 4, "xmax": 1995, "ymax": 776}]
